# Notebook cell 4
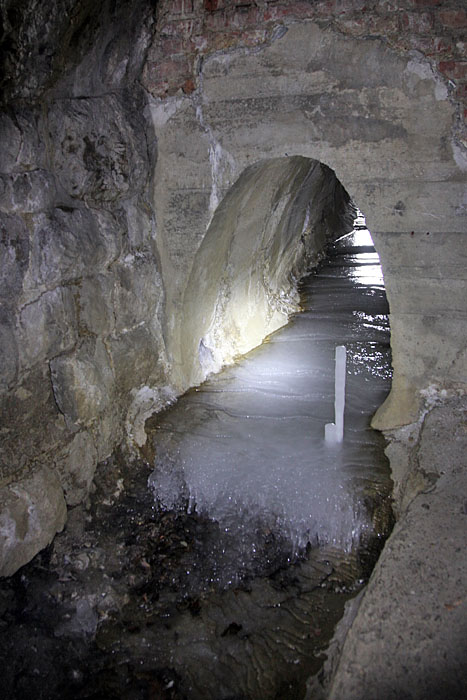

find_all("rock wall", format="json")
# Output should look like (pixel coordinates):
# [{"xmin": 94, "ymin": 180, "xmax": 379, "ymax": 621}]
[
  {"xmin": 0, "ymin": 0, "xmax": 466, "ymax": 575},
  {"xmin": 0, "ymin": 0, "xmax": 172, "ymax": 576}
]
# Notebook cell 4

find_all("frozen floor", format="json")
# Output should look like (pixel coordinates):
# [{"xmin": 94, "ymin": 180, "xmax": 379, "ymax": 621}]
[{"xmin": 149, "ymin": 229, "xmax": 392, "ymax": 573}]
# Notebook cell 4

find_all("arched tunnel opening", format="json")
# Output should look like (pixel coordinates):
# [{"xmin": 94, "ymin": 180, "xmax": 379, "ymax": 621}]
[{"xmin": 155, "ymin": 154, "xmax": 394, "ymax": 561}]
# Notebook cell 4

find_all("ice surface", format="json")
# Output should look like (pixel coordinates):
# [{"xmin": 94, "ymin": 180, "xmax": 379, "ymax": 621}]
[{"xmin": 149, "ymin": 227, "xmax": 392, "ymax": 565}]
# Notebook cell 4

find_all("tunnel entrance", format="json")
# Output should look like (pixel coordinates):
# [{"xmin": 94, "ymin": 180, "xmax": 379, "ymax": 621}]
[{"xmin": 173, "ymin": 156, "xmax": 357, "ymax": 392}]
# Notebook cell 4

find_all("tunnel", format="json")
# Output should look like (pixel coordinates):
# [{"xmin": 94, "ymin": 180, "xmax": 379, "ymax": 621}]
[
  {"xmin": 0, "ymin": 1, "xmax": 466, "ymax": 698},
  {"xmin": 178, "ymin": 156, "xmax": 354, "ymax": 388}
]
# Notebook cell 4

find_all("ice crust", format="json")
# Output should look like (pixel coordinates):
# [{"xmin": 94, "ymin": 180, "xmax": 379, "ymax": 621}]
[{"xmin": 149, "ymin": 230, "xmax": 392, "ymax": 561}]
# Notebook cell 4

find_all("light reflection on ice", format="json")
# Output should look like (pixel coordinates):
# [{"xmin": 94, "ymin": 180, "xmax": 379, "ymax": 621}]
[{"xmin": 149, "ymin": 219, "xmax": 392, "ymax": 572}]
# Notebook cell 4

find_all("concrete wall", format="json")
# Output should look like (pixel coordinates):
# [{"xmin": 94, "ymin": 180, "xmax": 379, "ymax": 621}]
[{"xmin": 149, "ymin": 18, "xmax": 466, "ymax": 429}]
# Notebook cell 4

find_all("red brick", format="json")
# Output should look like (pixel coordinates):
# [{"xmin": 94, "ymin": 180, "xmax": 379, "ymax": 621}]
[
  {"xmin": 238, "ymin": 28, "xmax": 268, "ymax": 46},
  {"xmin": 313, "ymin": 0, "xmax": 336, "ymax": 17},
  {"xmin": 153, "ymin": 56, "xmax": 191, "ymax": 81},
  {"xmin": 230, "ymin": 5, "xmax": 263, "ymax": 29},
  {"xmin": 399, "ymin": 11, "xmax": 434, "ymax": 34},
  {"xmin": 159, "ymin": 35, "xmax": 192, "ymax": 55},
  {"xmin": 456, "ymin": 83, "xmax": 467, "ymax": 100},
  {"xmin": 354, "ymin": 13, "xmax": 399, "ymax": 36},
  {"xmin": 334, "ymin": 0, "xmax": 370, "ymax": 15},
  {"xmin": 263, "ymin": 2, "xmax": 315, "ymax": 22},
  {"xmin": 438, "ymin": 61, "xmax": 467, "ymax": 80},
  {"xmin": 430, "ymin": 36, "xmax": 453, "ymax": 55},
  {"xmin": 193, "ymin": 34, "xmax": 208, "ymax": 51},
  {"xmin": 210, "ymin": 30, "xmax": 241, "ymax": 51},
  {"xmin": 167, "ymin": 0, "xmax": 194, "ymax": 17},
  {"xmin": 182, "ymin": 78, "xmax": 197, "ymax": 94},
  {"xmin": 204, "ymin": 9, "xmax": 228, "ymax": 30},
  {"xmin": 406, "ymin": 35, "xmax": 453, "ymax": 56},
  {"xmin": 337, "ymin": 18, "xmax": 368, "ymax": 36},
  {"xmin": 377, "ymin": 1, "xmax": 404, "ymax": 10},
  {"xmin": 407, "ymin": 0, "xmax": 443, "ymax": 7},
  {"xmin": 161, "ymin": 19, "xmax": 201, "ymax": 39},
  {"xmin": 405, "ymin": 35, "xmax": 435, "ymax": 53},
  {"xmin": 438, "ymin": 9, "xmax": 467, "ymax": 29}
]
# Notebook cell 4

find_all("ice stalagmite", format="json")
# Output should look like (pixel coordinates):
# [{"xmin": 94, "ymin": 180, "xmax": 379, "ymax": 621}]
[{"xmin": 325, "ymin": 345, "xmax": 347, "ymax": 444}]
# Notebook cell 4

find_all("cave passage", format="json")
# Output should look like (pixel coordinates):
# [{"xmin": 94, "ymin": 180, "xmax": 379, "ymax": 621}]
[{"xmin": 148, "ymin": 221, "xmax": 393, "ymax": 586}]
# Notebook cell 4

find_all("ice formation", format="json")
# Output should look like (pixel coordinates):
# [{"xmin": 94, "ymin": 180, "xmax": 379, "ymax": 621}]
[
  {"xmin": 325, "ymin": 345, "xmax": 347, "ymax": 444},
  {"xmin": 149, "ymin": 227, "xmax": 391, "ymax": 562}
]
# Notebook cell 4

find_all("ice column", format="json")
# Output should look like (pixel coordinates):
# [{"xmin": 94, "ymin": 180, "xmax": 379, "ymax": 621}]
[{"xmin": 325, "ymin": 345, "xmax": 347, "ymax": 444}]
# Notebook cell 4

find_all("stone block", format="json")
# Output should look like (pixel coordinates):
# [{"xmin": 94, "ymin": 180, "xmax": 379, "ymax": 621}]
[
  {"xmin": 0, "ymin": 305, "xmax": 18, "ymax": 392},
  {"xmin": 47, "ymin": 95, "xmax": 149, "ymax": 204},
  {"xmin": 0, "ymin": 213, "xmax": 30, "ymax": 300},
  {"xmin": 121, "ymin": 198, "xmax": 157, "ymax": 250},
  {"xmin": 0, "ymin": 467, "xmax": 67, "ymax": 578},
  {"xmin": 112, "ymin": 252, "xmax": 163, "ymax": 333},
  {"xmin": 0, "ymin": 114, "xmax": 22, "ymax": 173},
  {"xmin": 0, "ymin": 365, "xmax": 72, "ymax": 482},
  {"xmin": 0, "ymin": 170, "xmax": 56, "ymax": 214},
  {"xmin": 27, "ymin": 206, "xmax": 121, "ymax": 291},
  {"xmin": 50, "ymin": 338, "xmax": 115, "ymax": 426},
  {"xmin": 390, "ymin": 313, "xmax": 467, "ymax": 386},
  {"xmin": 107, "ymin": 324, "xmax": 162, "ymax": 394},
  {"xmin": 18, "ymin": 286, "xmax": 78, "ymax": 368},
  {"xmin": 0, "ymin": 110, "xmax": 46, "ymax": 174},
  {"xmin": 54, "ymin": 431, "xmax": 98, "ymax": 506},
  {"xmin": 77, "ymin": 274, "xmax": 115, "ymax": 337}
]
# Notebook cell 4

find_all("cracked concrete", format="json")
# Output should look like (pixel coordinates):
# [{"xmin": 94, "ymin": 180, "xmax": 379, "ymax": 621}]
[{"xmin": 308, "ymin": 397, "xmax": 467, "ymax": 699}]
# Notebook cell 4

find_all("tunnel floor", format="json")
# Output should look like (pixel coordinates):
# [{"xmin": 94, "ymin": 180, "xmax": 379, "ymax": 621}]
[{"xmin": 0, "ymin": 230, "xmax": 394, "ymax": 700}]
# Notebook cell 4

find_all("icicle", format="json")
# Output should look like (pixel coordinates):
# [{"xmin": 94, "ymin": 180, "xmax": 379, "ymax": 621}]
[{"xmin": 325, "ymin": 345, "xmax": 347, "ymax": 444}]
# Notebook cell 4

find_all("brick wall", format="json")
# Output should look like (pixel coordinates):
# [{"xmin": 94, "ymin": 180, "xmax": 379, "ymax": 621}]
[{"xmin": 142, "ymin": 0, "xmax": 467, "ymax": 146}]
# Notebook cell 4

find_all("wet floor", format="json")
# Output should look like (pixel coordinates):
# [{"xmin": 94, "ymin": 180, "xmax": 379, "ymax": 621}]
[
  {"xmin": 0, "ymin": 228, "xmax": 394, "ymax": 700},
  {"xmin": 149, "ymin": 228, "xmax": 393, "ymax": 572}
]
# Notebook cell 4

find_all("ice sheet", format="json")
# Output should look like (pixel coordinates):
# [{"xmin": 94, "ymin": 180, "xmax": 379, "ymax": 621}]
[{"xmin": 149, "ymin": 228, "xmax": 392, "ymax": 561}]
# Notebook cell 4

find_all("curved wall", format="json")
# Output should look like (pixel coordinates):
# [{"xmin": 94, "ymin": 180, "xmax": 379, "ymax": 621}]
[{"xmin": 178, "ymin": 156, "xmax": 352, "ymax": 389}]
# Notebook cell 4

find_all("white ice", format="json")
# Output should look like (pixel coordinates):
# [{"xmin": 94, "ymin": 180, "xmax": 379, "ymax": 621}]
[
  {"xmin": 149, "ymin": 225, "xmax": 392, "ymax": 555},
  {"xmin": 325, "ymin": 345, "xmax": 347, "ymax": 444}
]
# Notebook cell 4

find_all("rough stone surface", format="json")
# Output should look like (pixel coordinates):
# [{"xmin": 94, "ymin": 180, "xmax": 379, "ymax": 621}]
[
  {"xmin": 54, "ymin": 431, "xmax": 98, "ymax": 507},
  {"xmin": 0, "ymin": 0, "xmax": 169, "ymax": 571},
  {"xmin": 0, "ymin": 467, "xmax": 66, "ymax": 578},
  {"xmin": 323, "ymin": 397, "xmax": 467, "ymax": 699}
]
